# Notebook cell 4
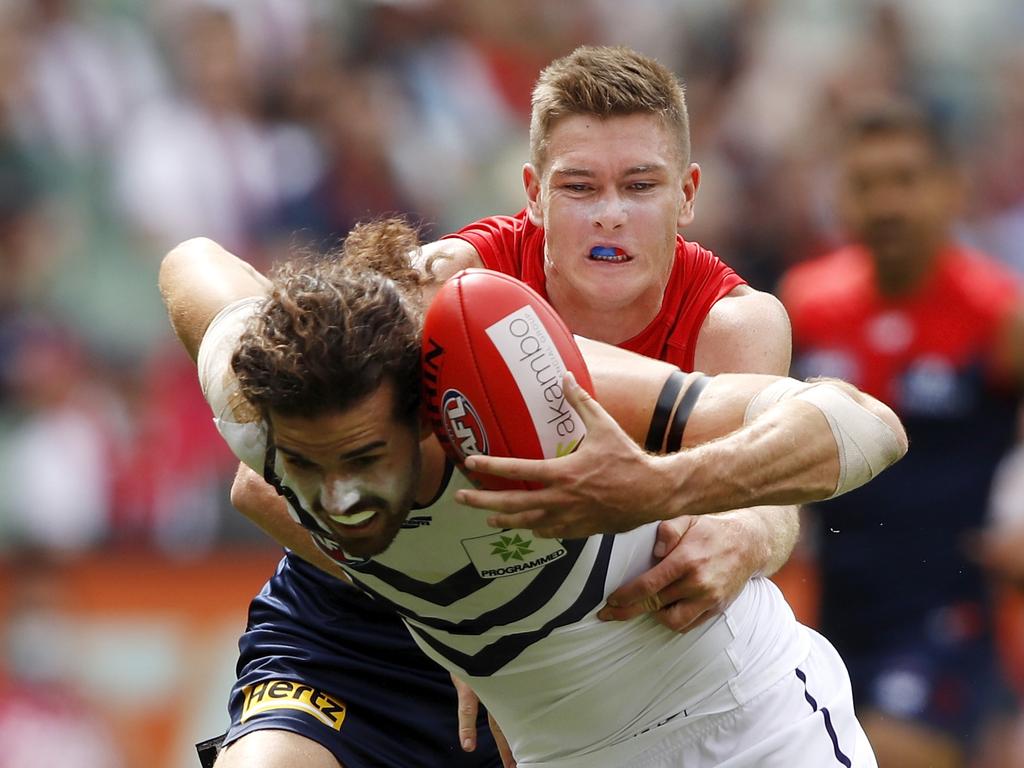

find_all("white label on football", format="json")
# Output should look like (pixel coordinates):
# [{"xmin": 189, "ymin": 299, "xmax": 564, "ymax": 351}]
[{"xmin": 485, "ymin": 305, "xmax": 586, "ymax": 458}]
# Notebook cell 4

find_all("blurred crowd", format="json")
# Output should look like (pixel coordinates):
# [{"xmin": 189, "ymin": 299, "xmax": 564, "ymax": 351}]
[
  {"xmin": 0, "ymin": 0, "xmax": 1022, "ymax": 765},
  {"xmin": 0, "ymin": 0, "xmax": 1021, "ymax": 556}
]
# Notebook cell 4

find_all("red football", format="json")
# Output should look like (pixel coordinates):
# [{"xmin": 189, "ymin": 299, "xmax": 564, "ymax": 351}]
[{"xmin": 421, "ymin": 269, "xmax": 593, "ymax": 490}]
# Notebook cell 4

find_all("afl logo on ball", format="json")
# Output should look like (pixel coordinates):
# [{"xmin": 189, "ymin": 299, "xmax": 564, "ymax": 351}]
[{"xmin": 442, "ymin": 389, "xmax": 489, "ymax": 459}]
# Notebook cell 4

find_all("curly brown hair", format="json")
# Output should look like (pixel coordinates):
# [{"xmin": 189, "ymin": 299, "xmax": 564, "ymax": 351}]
[
  {"xmin": 530, "ymin": 46, "xmax": 691, "ymax": 171},
  {"xmin": 232, "ymin": 218, "xmax": 425, "ymax": 422}
]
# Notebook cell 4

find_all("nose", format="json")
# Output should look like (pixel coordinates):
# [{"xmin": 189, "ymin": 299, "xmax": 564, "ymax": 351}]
[
  {"xmin": 592, "ymin": 190, "xmax": 627, "ymax": 230},
  {"xmin": 320, "ymin": 474, "xmax": 360, "ymax": 515}
]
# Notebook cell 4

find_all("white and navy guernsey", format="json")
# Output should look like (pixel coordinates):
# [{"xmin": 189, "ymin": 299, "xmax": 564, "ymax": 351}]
[{"xmin": 199, "ymin": 299, "xmax": 814, "ymax": 767}]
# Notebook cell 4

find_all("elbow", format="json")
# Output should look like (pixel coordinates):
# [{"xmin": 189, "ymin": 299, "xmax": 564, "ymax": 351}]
[
  {"xmin": 161, "ymin": 237, "xmax": 218, "ymax": 278},
  {"xmin": 877, "ymin": 404, "xmax": 909, "ymax": 462},
  {"xmin": 829, "ymin": 379, "xmax": 908, "ymax": 464},
  {"xmin": 159, "ymin": 238, "xmax": 213, "ymax": 301}
]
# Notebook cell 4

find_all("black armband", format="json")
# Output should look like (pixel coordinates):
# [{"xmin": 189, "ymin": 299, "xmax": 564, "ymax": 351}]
[
  {"xmin": 644, "ymin": 372, "xmax": 711, "ymax": 454},
  {"xmin": 644, "ymin": 371, "xmax": 685, "ymax": 452}
]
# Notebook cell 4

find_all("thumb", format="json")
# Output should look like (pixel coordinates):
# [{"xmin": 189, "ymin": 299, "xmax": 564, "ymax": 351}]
[
  {"xmin": 653, "ymin": 516, "xmax": 690, "ymax": 558},
  {"xmin": 563, "ymin": 370, "xmax": 606, "ymax": 429}
]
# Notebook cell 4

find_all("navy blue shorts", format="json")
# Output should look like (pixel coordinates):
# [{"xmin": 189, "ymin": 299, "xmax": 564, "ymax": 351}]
[
  {"xmin": 838, "ymin": 603, "xmax": 1016, "ymax": 745},
  {"xmin": 220, "ymin": 553, "xmax": 501, "ymax": 767}
]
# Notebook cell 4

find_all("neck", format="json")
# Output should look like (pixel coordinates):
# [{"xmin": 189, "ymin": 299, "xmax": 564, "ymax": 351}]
[
  {"xmin": 874, "ymin": 244, "xmax": 943, "ymax": 299},
  {"xmin": 415, "ymin": 437, "xmax": 450, "ymax": 506},
  {"xmin": 545, "ymin": 281, "xmax": 662, "ymax": 344}
]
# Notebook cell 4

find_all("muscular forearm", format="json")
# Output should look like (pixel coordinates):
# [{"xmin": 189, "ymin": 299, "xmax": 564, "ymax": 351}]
[{"xmin": 657, "ymin": 399, "xmax": 840, "ymax": 519}]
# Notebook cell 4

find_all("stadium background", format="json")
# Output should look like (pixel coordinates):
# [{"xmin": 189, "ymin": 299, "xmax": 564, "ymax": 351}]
[{"xmin": 0, "ymin": 0, "xmax": 1021, "ymax": 765}]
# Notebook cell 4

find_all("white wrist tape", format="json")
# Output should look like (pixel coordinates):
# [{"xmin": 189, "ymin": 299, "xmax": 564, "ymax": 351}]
[{"xmin": 744, "ymin": 379, "xmax": 903, "ymax": 498}]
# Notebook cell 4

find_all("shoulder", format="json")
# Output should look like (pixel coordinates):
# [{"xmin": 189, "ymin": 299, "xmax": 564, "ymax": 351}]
[
  {"xmin": 675, "ymin": 239, "xmax": 743, "ymax": 283},
  {"xmin": 694, "ymin": 285, "xmax": 792, "ymax": 376},
  {"xmin": 779, "ymin": 247, "xmax": 870, "ymax": 319},
  {"xmin": 944, "ymin": 246, "xmax": 1023, "ymax": 306}
]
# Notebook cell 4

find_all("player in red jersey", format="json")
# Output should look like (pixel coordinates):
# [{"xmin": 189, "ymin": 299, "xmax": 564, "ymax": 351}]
[
  {"xmin": 780, "ymin": 100, "xmax": 1024, "ymax": 768},
  {"xmin": 190, "ymin": 46, "xmax": 800, "ymax": 768}
]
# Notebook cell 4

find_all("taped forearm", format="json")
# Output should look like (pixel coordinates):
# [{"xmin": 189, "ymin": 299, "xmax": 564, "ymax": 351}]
[{"xmin": 744, "ymin": 378, "xmax": 907, "ymax": 497}]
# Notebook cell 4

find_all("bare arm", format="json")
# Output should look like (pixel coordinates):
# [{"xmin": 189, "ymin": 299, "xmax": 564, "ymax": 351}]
[
  {"xmin": 159, "ymin": 237, "xmax": 270, "ymax": 361},
  {"xmin": 688, "ymin": 285, "xmax": 798, "ymax": 579},
  {"xmin": 693, "ymin": 285, "xmax": 792, "ymax": 376},
  {"xmin": 456, "ymin": 342, "xmax": 907, "ymax": 534},
  {"xmin": 458, "ymin": 285, "xmax": 805, "ymax": 630},
  {"xmin": 161, "ymin": 238, "xmax": 346, "ymax": 576}
]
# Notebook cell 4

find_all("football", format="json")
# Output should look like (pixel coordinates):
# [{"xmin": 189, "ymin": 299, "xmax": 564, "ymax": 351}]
[{"xmin": 421, "ymin": 269, "xmax": 594, "ymax": 490}]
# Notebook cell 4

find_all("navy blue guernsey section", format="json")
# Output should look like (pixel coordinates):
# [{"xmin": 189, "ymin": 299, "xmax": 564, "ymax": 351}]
[
  {"xmin": 226, "ymin": 554, "xmax": 501, "ymax": 767},
  {"xmin": 347, "ymin": 538, "xmax": 588, "ymax": 634},
  {"xmin": 795, "ymin": 668, "xmax": 853, "ymax": 768},
  {"xmin": 816, "ymin": 371, "xmax": 1017, "ymax": 645},
  {"xmin": 349, "ymin": 561, "xmax": 486, "ymax": 606},
  {"xmin": 404, "ymin": 535, "xmax": 615, "ymax": 676}
]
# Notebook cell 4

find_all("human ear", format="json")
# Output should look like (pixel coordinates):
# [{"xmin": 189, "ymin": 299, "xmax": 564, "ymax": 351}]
[
  {"xmin": 677, "ymin": 163, "xmax": 701, "ymax": 228},
  {"xmin": 523, "ymin": 163, "xmax": 545, "ymax": 227}
]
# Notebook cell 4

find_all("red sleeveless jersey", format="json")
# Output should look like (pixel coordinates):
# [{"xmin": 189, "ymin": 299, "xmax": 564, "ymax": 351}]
[
  {"xmin": 445, "ymin": 210, "xmax": 745, "ymax": 370},
  {"xmin": 781, "ymin": 244, "xmax": 1020, "ymax": 405}
]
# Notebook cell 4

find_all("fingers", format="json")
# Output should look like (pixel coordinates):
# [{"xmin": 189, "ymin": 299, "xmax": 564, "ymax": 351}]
[
  {"xmin": 451, "ymin": 674, "xmax": 479, "ymax": 752},
  {"xmin": 563, "ymin": 370, "xmax": 595, "ymax": 415},
  {"xmin": 455, "ymin": 486, "xmax": 553, "ymax": 514},
  {"xmin": 602, "ymin": 519, "xmax": 695, "ymax": 608},
  {"xmin": 463, "ymin": 454, "xmax": 553, "ymax": 483},
  {"xmin": 598, "ymin": 580, "xmax": 713, "ymax": 631},
  {"xmin": 563, "ymin": 371, "xmax": 618, "ymax": 434},
  {"xmin": 652, "ymin": 516, "xmax": 690, "ymax": 559}
]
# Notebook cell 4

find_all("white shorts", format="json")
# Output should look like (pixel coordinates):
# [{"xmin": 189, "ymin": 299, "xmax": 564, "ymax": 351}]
[
  {"xmin": 622, "ymin": 627, "xmax": 877, "ymax": 768},
  {"xmin": 528, "ymin": 626, "xmax": 874, "ymax": 768}
]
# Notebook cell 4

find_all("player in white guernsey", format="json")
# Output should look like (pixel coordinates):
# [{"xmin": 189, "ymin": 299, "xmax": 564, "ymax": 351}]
[{"xmin": 163, "ymin": 220, "xmax": 904, "ymax": 767}]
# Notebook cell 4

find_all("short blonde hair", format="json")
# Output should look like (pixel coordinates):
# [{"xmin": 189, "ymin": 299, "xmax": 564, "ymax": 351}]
[{"xmin": 530, "ymin": 46, "xmax": 690, "ymax": 171}]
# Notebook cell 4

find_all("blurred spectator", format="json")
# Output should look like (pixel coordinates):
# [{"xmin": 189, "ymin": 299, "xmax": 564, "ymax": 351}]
[
  {"xmin": 265, "ymin": 64, "xmax": 417, "ymax": 253},
  {"xmin": 0, "ymin": 553, "xmax": 123, "ymax": 767},
  {"xmin": 107, "ymin": 345, "xmax": 240, "ymax": 555},
  {"xmin": 962, "ymin": 48, "xmax": 1024, "ymax": 276},
  {"xmin": 0, "ymin": 323, "xmax": 115, "ymax": 551},
  {"xmin": 10, "ymin": 0, "xmax": 165, "ymax": 165},
  {"xmin": 779, "ymin": 99, "xmax": 1024, "ymax": 768},
  {"xmin": 353, "ymin": 1, "xmax": 524, "ymax": 230},
  {"xmin": 112, "ymin": 5, "xmax": 303, "ymax": 257}
]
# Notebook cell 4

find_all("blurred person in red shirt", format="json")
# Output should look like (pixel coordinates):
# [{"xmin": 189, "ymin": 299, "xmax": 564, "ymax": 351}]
[{"xmin": 780, "ymin": 99, "xmax": 1024, "ymax": 768}]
